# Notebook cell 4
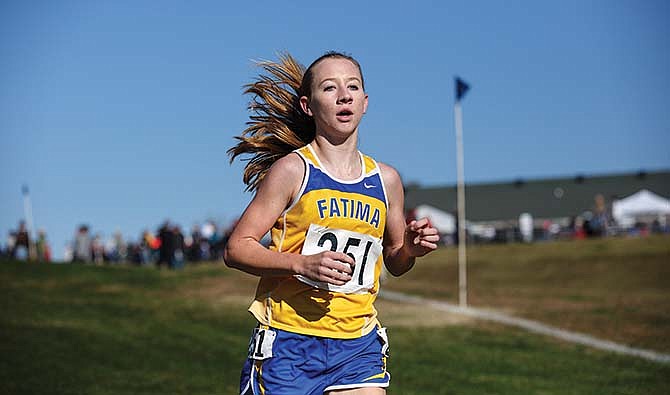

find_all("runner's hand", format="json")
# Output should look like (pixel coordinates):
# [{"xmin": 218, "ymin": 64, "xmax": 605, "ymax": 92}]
[
  {"xmin": 405, "ymin": 218, "xmax": 440, "ymax": 257},
  {"xmin": 296, "ymin": 251, "xmax": 355, "ymax": 285}
]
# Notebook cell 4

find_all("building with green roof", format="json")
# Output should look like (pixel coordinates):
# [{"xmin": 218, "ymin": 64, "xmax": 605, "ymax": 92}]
[{"xmin": 404, "ymin": 170, "xmax": 670, "ymax": 233}]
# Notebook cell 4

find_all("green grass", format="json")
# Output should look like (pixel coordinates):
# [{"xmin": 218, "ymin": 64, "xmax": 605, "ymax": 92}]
[
  {"xmin": 1, "ymin": 235, "xmax": 669, "ymax": 394},
  {"xmin": 387, "ymin": 325, "xmax": 670, "ymax": 395},
  {"xmin": 383, "ymin": 234, "xmax": 670, "ymax": 352},
  {"xmin": 0, "ymin": 262, "xmax": 255, "ymax": 394}
]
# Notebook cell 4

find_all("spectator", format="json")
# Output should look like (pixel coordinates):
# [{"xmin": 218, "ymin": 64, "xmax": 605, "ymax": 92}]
[
  {"xmin": 189, "ymin": 223, "xmax": 203, "ymax": 262},
  {"xmin": 5, "ymin": 231, "xmax": 17, "ymax": 259},
  {"xmin": 114, "ymin": 231, "xmax": 128, "ymax": 263},
  {"xmin": 73, "ymin": 225, "xmax": 92, "ymax": 263},
  {"xmin": 157, "ymin": 222, "xmax": 174, "ymax": 269},
  {"xmin": 35, "ymin": 229, "xmax": 51, "ymax": 262},
  {"xmin": 13, "ymin": 221, "xmax": 31, "ymax": 260},
  {"xmin": 590, "ymin": 193, "xmax": 611, "ymax": 237},
  {"xmin": 105, "ymin": 230, "xmax": 127, "ymax": 263},
  {"xmin": 92, "ymin": 234, "xmax": 105, "ymax": 264},
  {"xmin": 63, "ymin": 243, "xmax": 73, "ymax": 262},
  {"xmin": 141, "ymin": 230, "xmax": 160, "ymax": 266},
  {"xmin": 172, "ymin": 224, "xmax": 185, "ymax": 270}
]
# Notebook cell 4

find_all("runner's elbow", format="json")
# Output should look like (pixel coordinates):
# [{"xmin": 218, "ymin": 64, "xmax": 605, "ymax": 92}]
[
  {"xmin": 223, "ymin": 240, "xmax": 242, "ymax": 269},
  {"xmin": 385, "ymin": 265, "xmax": 405, "ymax": 277}
]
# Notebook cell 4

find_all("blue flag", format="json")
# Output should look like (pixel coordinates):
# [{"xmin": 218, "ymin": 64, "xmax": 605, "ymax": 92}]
[{"xmin": 455, "ymin": 77, "xmax": 470, "ymax": 102}]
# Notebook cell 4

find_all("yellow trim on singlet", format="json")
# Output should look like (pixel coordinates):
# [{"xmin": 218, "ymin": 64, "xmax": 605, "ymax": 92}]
[{"xmin": 248, "ymin": 144, "xmax": 388, "ymax": 339}]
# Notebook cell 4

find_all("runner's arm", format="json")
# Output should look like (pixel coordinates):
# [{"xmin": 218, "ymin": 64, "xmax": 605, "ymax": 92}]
[
  {"xmin": 380, "ymin": 163, "xmax": 439, "ymax": 276},
  {"xmin": 224, "ymin": 154, "xmax": 354, "ymax": 284}
]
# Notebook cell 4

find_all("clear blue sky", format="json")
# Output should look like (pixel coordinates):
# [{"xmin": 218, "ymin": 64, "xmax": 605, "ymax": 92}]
[{"xmin": 2, "ymin": 0, "xmax": 669, "ymax": 260}]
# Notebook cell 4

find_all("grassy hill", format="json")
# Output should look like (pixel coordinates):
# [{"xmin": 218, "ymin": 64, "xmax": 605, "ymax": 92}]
[
  {"xmin": 382, "ymin": 234, "xmax": 670, "ymax": 352},
  {"xmin": 1, "ymin": 235, "xmax": 669, "ymax": 394}
]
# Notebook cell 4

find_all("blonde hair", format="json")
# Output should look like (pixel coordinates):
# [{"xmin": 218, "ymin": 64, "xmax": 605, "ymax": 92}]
[
  {"xmin": 227, "ymin": 53, "xmax": 314, "ymax": 191},
  {"xmin": 228, "ymin": 51, "xmax": 364, "ymax": 191}
]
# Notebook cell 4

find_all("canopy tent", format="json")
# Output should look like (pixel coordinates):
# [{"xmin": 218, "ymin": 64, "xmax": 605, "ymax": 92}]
[
  {"xmin": 413, "ymin": 204, "xmax": 456, "ymax": 234},
  {"xmin": 612, "ymin": 189, "xmax": 670, "ymax": 227}
]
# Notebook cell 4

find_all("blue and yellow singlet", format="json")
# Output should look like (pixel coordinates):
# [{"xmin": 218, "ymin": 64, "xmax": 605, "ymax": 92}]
[{"xmin": 248, "ymin": 144, "xmax": 388, "ymax": 339}]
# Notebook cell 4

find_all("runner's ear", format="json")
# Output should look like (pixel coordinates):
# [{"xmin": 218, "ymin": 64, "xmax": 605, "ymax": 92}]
[{"xmin": 300, "ymin": 96, "xmax": 313, "ymax": 116}]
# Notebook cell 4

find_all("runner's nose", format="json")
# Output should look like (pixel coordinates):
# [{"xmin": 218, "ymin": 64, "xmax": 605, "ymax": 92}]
[{"xmin": 337, "ymin": 91, "xmax": 353, "ymax": 104}]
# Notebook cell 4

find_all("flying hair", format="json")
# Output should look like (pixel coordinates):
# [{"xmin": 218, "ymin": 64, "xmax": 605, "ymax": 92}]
[{"xmin": 228, "ymin": 51, "xmax": 364, "ymax": 191}]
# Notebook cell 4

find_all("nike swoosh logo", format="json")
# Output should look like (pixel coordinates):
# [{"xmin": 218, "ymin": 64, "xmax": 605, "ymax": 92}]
[{"xmin": 364, "ymin": 183, "xmax": 376, "ymax": 189}]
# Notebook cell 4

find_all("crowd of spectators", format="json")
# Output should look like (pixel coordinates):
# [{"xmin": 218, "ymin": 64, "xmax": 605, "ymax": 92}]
[
  {"xmin": 4, "ymin": 192, "xmax": 667, "ymax": 266},
  {"xmin": 2, "ymin": 218, "xmax": 235, "ymax": 270},
  {"xmin": 1, "ymin": 220, "xmax": 51, "ymax": 262},
  {"xmin": 63, "ymin": 219, "xmax": 234, "ymax": 269}
]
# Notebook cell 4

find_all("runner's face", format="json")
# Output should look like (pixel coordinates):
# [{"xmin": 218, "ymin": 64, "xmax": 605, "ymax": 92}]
[{"xmin": 301, "ymin": 58, "xmax": 368, "ymax": 138}]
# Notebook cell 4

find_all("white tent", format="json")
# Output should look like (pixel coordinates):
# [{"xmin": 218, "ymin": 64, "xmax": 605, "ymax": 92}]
[
  {"xmin": 414, "ymin": 204, "xmax": 456, "ymax": 234},
  {"xmin": 612, "ymin": 189, "xmax": 670, "ymax": 227}
]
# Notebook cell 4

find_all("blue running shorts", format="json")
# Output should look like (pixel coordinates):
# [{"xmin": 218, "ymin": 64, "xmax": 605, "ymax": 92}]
[{"xmin": 239, "ymin": 326, "xmax": 390, "ymax": 395}]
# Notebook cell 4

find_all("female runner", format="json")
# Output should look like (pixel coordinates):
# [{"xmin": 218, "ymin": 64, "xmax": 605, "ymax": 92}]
[{"xmin": 225, "ymin": 51, "xmax": 439, "ymax": 395}]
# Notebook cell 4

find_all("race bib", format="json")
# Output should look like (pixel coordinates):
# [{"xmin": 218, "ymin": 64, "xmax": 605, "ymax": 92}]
[
  {"xmin": 248, "ymin": 327, "xmax": 276, "ymax": 361},
  {"xmin": 297, "ymin": 224, "xmax": 383, "ymax": 294}
]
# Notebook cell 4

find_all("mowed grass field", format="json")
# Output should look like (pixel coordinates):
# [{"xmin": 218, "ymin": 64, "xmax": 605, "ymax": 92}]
[
  {"xmin": 382, "ymin": 234, "xmax": 670, "ymax": 353},
  {"xmin": 1, "ymin": 234, "xmax": 669, "ymax": 394}
]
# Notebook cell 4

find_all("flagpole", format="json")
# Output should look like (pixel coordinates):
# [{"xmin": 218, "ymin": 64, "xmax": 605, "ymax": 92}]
[{"xmin": 454, "ymin": 100, "xmax": 467, "ymax": 308}]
